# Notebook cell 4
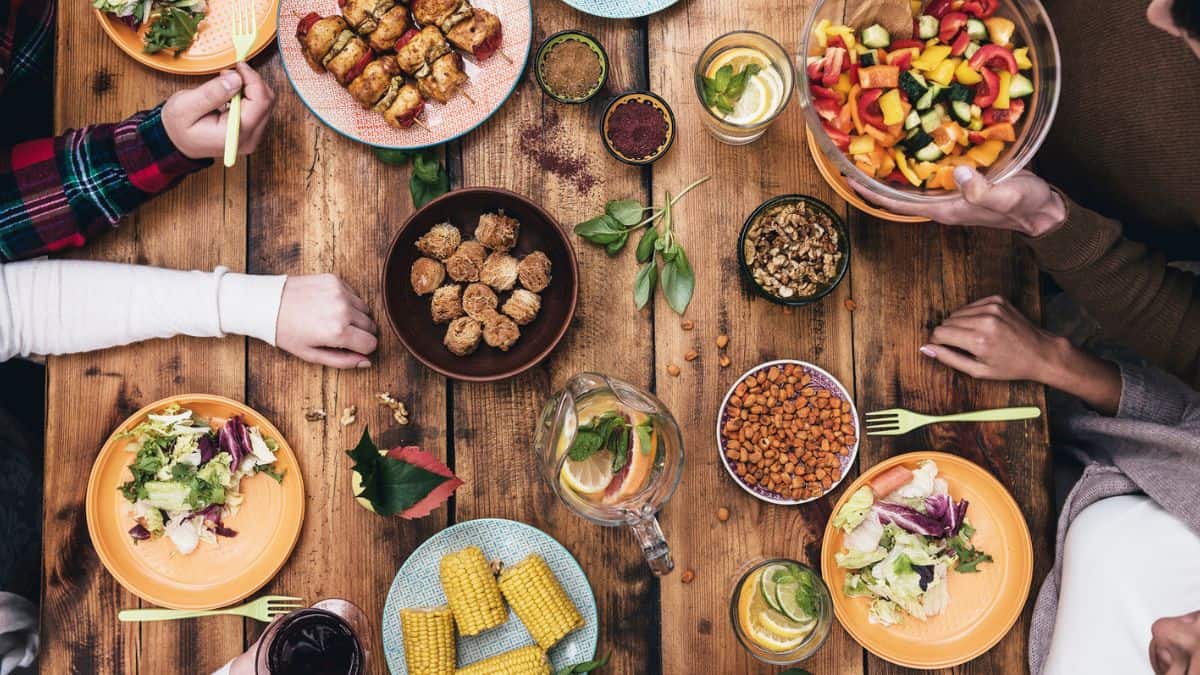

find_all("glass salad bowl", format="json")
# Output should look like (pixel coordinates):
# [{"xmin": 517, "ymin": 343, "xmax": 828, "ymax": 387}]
[{"xmin": 797, "ymin": 0, "xmax": 1061, "ymax": 207}]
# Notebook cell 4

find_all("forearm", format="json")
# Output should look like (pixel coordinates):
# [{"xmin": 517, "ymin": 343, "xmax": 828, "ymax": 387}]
[
  {"xmin": 1035, "ymin": 336, "xmax": 1122, "ymax": 416},
  {"xmin": 0, "ymin": 260, "xmax": 285, "ymax": 361},
  {"xmin": 0, "ymin": 105, "xmax": 210, "ymax": 262}
]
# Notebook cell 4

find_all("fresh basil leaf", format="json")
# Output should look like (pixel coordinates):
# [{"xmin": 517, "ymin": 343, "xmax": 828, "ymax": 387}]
[
  {"xmin": 660, "ymin": 240, "xmax": 679, "ymax": 262},
  {"xmin": 143, "ymin": 7, "xmax": 202, "ymax": 54},
  {"xmin": 567, "ymin": 430, "xmax": 604, "ymax": 461},
  {"xmin": 661, "ymin": 248, "xmax": 695, "ymax": 315},
  {"xmin": 375, "ymin": 148, "xmax": 415, "ymax": 165},
  {"xmin": 558, "ymin": 651, "xmax": 611, "ymax": 674},
  {"xmin": 605, "ymin": 232, "xmax": 628, "ymax": 256},
  {"xmin": 635, "ymin": 227, "xmax": 657, "ymax": 263},
  {"xmin": 635, "ymin": 422, "xmax": 653, "ymax": 455},
  {"xmin": 714, "ymin": 64, "xmax": 734, "ymax": 90},
  {"xmin": 606, "ymin": 199, "xmax": 644, "ymax": 227},
  {"xmin": 412, "ymin": 151, "xmax": 442, "ymax": 183},
  {"xmin": 575, "ymin": 215, "xmax": 626, "ymax": 245},
  {"xmin": 410, "ymin": 160, "xmax": 449, "ymax": 207},
  {"xmin": 633, "ymin": 262, "xmax": 657, "ymax": 310}
]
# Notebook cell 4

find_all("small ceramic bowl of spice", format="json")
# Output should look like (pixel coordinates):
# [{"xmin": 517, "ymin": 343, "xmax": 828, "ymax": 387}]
[
  {"xmin": 534, "ymin": 30, "xmax": 608, "ymax": 104},
  {"xmin": 601, "ymin": 91, "xmax": 676, "ymax": 165},
  {"xmin": 738, "ymin": 195, "xmax": 849, "ymax": 306}
]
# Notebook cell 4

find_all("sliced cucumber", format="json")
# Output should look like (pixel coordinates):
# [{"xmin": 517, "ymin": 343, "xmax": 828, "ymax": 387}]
[
  {"xmin": 914, "ymin": 83, "xmax": 944, "ymax": 110},
  {"xmin": 860, "ymin": 51, "xmax": 877, "ymax": 67},
  {"xmin": 966, "ymin": 19, "xmax": 988, "ymax": 40},
  {"xmin": 947, "ymin": 82, "xmax": 974, "ymax": 103},
  {"xmin": 904, "ymin": 109, "xmax": 922, "ymax": 130},
  {"xmin": 901, "ymin": 128, "xmax": 932, "ymax": 153},
  {"xmin": 963, "ymin": 41, "xmax": 981, "ymax": 59},
  {"xmin": 760, "ymin": 564, "xmax": 789, "ymax": 612},
  {"xmin": 1009, "ymin": 73, "xmax": 1034, "ymax": 98},
  {"xmin": 898, "ymin": 70, "xmax": 928, "ymax": 102},
  {"xmin": 950, "ymin": 100, "xmax": 973, "ymax": 125},
  {"xmin": 861, "ymin": 23, "xmax": 891, "ymax": 49},
  {"xmin": 917, "ymin": 15, "xmax": 939, "ymax": 40},
  {"xmin": 920, "ymin": 108, "xmax": 943, "ymax": 134},
  {"xmin": 914, "ymin": 142, "xmax": 945, "ymax": 162}
]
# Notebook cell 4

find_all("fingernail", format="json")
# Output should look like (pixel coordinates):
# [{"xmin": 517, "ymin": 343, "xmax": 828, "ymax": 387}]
[
  {"xmin": 357, "ymin": 360, "xmax": 371, "ymax": 369},
  {"xmin": 953, "ymin": 165, "xmax": 974, "ymax": 185},
  {"xmin": 220, "ymin": 71, "xmax": 241, "ymax": 92},
  {"xmin": 920, "ymin": 346, "xmax": 937, "ymax": 358}
]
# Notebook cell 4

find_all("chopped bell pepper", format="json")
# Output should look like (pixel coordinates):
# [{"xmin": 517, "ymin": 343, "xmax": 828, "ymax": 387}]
[
  {"xmin": 938, "ymin": 12, "xmax": 968, "ymax": 43},
  {"xmin": 855, "ymin": 157, "xmax": 877, "ymax": 176},
  {"xmin": 912, "ymin": 44, "xmax": 953, "ymax": 71},
  {"xmin": 982, "ymin": 98, "xmax": 1024, "ymax": 125},
  {"xmin": 949, "ymin": 30, "xmax": 971, "ymax": 56},
  {"xmin": 910, "ymin": 0, "xmax": 923, "ymax": 16},
  {"xmin": 994, "ymin": 69, "xmax": 1012, "ymax": 109},
  {"xmin": 931, "ymin": 163, "xmax": 957, "ymax": 189},
  {"xmin": 931, "ymin": 125, "xmax": 957, "ymax": 155},
  {"xmin": 954, "ymin": 59, "xmax": 983, "ymax": 84},
  {"xmin": 973, "ymin": 67, "xmax": 1000, "ymax": 107},
  {"xmin": 979, "ymin": 121, "xmax": 1015, "ymax": 141},
  {"xmin": 835, "ymin": 72, "xmax": 853, "ymax": 96},
  {"xmin": 857, "ymin": 87, "xmax": 886, "ymax": 129},
  {"xmin": 827, "ymin": 34, "xmax": 848, "ymax": 51},
  {"xmin": 968, "ymin": 44, "xmax": 1018, "ymax": 73},
  {"xmin": 858, "ymin": 65, "xmax": 900, "ymax": 89},
  {"xmin": 884, "ymin": 170, "xmax": 910, "ymax": 186},
  {"xmin": 879, "ymin": 89, "xmax": 905, "ymax": 125},
  {"xmin": 886, "ymin": 47, "xmax": 920, "ymax": 70},
  {"xmin": 968, "ymin": 130, "xmax": 985, "ymax": 145},
  {"xmin": 876, "ymin": 147, "xmax": 896, "ymax": 176},
  {"xmin": 1013, "ymin": 46, "xmax": 1032, "ymax": 69},
  {"xmin": 984, "ymin": 17, "xmax": 1015, "ymax": 46},
  {"xmin": 813, "ymin": 96, "xmax": 842, "ymax": 121},
  {"xmin": 813, "ymin": 19, "xmax": 831, "ymax": 48},
  {"xmin": 848, "ymin": 84, "xmax": 864, "ymax": 133},
  {"xmin": 808, "ymin": 47, "xmax": 848, "ymax": 87},
  {"xmin": 914, "ymin": 160, "xmax": 940, "ymax": 181},
  {"xmin": 891, "ymin": 39, "xmax": 927, "ymax": 51},
  {"xmin": 928, "ymin": 57, "xmax": 960, "ymax": 86},
  {"xmin": 864, "ymin": 122, "xmax": 903, "ymax": 147},
  {"xmin": 849, "ymin": 134, "xmax": 876, "ymax": 155},
  {"xmin": 924, "ymin": 0, "xmax": 954, "ymax": 19},
  {"xmin": 961, "ymin": 0, "xmax": 998, "ymax": 18},
  {"xmin": 810, "ymin": 84, "xmax": 841, "ymax": 101},
  {"xmin": 965, "ymin": 139, "xmax": 1004, "ymax": 166},
  {"xmin": 825, "ymin": 24, "xmax": 857, "ymax": 50},
  {"xmin": 893, "ymin": 149, "xmax": 923, "ymax": 186},
  {"xmin": 834, "ymin": 102, "xmax": 854, "ymax": 133},
  {"xmin": 822, "ymin": 121, "xmax": 852, "ymax": 151}
]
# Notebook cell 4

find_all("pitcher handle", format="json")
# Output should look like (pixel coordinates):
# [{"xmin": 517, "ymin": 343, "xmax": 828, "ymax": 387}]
[{"xmin": 628, "ymin": 515, "xmax": 674, "ymax": 576}]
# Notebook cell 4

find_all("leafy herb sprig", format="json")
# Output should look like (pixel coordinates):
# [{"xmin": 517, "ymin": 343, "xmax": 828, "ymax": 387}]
[
  {"xmin": 143, "ymin": 6, "xmax": 203, "ymax": 55},
  {"xmin": 375, "ymin": 147, "xmax": 451, "ymax": 207},
  {"xmin": 557, "ymin": 652, "xmax": 610, "ymax": 675},
  {"xmin": 574, "ymin": 176, "xmax": 710, "ymax": 315},
  {"xmin": 702, "ymin": 64, "xmax": 761, "ymax": 114},
  {"xmin": 949, "ymin": 521, "xmax": 993, "ymax": 573},
  {"xmin": 566, "ymin": 412, "xmax": 653, "ymax": 473}
]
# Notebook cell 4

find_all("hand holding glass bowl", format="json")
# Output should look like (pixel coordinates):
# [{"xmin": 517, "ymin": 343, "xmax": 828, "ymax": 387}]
[{"xmin": 797, "ymin": 0, "xmax": 1060, "ymax": 222}]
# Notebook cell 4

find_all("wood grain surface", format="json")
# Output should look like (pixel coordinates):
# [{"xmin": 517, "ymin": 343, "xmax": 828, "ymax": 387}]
[{"xmin": 43, "ymin": 1, "xmax": 1048, "ymax": 673}]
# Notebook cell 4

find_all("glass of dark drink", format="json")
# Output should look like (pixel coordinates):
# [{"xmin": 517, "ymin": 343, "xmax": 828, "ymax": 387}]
[{"xmin": 250, "ymin": 600, "xmax": 369, "ymax": 674}]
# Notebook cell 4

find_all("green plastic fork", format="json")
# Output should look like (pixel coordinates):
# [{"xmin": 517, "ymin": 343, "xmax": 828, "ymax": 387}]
[
  {"xmin": 118, "ymin": 595, "xmax": 304, "ymax": 623},
  {"xmin": 864, "ymin": 406, "xmax": 1041, "ymax": 436}
]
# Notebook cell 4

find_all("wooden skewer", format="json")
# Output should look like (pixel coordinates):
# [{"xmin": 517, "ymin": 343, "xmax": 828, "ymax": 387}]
[
  {"xmin": 496, "ymin": 50, "xmax": 513, "ymax": 64},
  {"xmin": 413, "ymin": 117, "xmax": 431, "ymax": 131},
  {"xmin": 459, "ymin": 88, "xmax": 475, "ymax": 105}
]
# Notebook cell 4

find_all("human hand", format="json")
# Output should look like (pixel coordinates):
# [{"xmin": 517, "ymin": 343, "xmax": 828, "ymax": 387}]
[
  {"xmin": 1151, "ymin": 610, "xmax": 1200, "ymax": 675},
  {"xmin": 276, "ymin": 274, "xmax": 379, "ymax": 369},
  {"xmin": 161, "ymin": 62, "xmax": 276, "ymax": 160},
  {"xmin": 850, "ymin": 167, "xmax": 1067, "ymax": 237}
]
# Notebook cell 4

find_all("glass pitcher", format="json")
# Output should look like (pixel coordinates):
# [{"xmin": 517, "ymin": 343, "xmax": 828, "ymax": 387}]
[{"xmin": 533, "ymin": 372, "xmax": 684, "ymax": 575}]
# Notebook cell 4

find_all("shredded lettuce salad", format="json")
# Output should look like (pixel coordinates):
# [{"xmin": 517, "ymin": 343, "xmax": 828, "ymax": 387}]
[
  {"xmin": 93, "ymin": 0, "xmax": 208, "ymax": 54},
  {"xmin": 833, "ymin": 460, "xmax": 992, "ymax": 626},
  {"xmin": 119, "ymin": 404, "xmax": 284, "ymax": 555}
]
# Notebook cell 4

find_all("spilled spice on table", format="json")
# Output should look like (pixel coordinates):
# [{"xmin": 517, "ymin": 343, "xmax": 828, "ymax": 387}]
[{"xmin": 518, "ymin": 107, "xmax": 599, "ymax": 194}]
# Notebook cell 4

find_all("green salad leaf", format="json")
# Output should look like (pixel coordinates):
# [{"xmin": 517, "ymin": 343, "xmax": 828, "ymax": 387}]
[{"xmin": 143, "ymin": 7, "xmax": 203, "ymax": 55}]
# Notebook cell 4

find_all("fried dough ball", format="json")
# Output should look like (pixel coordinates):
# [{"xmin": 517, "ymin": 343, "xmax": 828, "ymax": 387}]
[
  {"xmin": 479, "ymin": 252, "xmax": 519, "ymax": 291},
  {"xmin": 445, "ymin": 240, "xmax": 487, "ymax": 282},
  {"xmin": 517, "ymin": 251, "xmax": 552, "ymax": 292},
  {"xmin": 430, "ymin": 284, "xmax": 465, "ymax": 324},
  {"xmin": 410, "ymin": 256, "xmax": 445, "ymax": 295},
  {"xmin": 502, "ymin": 289, "xmax": 541, "ymax": 326},
  {"xmin": 443, "ymin": 317, "xmax": 482, "ymax": 356},
  {"xmin": 416, "ymin": 223, "xmax": 462, "ymax": 260},
  {"xmin": 462, "ymin": 282, "xmax": 499, "ymax": 320},
  {"xmin": 481, "ymin": 312, "xmax": 520, "ymax": 351},
  {"xmin": 475, "ymin": 212, "xmax": 519, "ymax": 251}
]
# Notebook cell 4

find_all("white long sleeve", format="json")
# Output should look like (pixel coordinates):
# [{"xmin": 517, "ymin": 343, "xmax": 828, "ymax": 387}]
[{"xmin": 0, "ymin": 260, "xmax": 287, "ymax": 362}]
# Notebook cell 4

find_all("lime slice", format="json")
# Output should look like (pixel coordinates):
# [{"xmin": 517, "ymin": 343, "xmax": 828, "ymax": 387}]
[
  {"xmin": 559, "ymin": 450, "xmax": 615, "ymax": 497},
  {"xmin": 759, "ymin": 564, "xmax": 789, "ymax": 612},
  {"xmin": 776, "ymin": 582, "xmax": 811, "ymax": 623}
]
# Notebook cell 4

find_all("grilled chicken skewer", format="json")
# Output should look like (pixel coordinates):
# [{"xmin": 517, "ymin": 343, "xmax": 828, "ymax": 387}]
[
  {"xmin": 395, "ymin": 26, "xmax": 469, "ymax": 104},
  {"xmin": 339, "ymin": 0, "xmax": 414, "ymax": 51},
  {"xmin": 410, "ymin": 0, "xmax": 502, "ymax": 60}
]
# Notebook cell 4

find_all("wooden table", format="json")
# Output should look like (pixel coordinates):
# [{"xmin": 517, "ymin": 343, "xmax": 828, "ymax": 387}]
[{"xmin": 44, "ymin": 0, "xmax": 1051, "ymax": 672}]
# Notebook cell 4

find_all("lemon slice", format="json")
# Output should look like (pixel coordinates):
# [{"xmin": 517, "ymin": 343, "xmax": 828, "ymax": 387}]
[
  {"xmin": 721, "ymin": 76, "xmax": 776, "ymax": 126},
  {"xmin": 738, "ymin": 570, "xmax": 808, "ymax": 652},
  {"xmin": 560, "ymin": 450, "xmax": 614, "ymax": 497},
  {"xmin": 706, "ymin": 47, "xmax": 772, "ymax": 79},
  {"xmin": 756, "ymin": 609, "xmax": 815, "ymax": 641}
]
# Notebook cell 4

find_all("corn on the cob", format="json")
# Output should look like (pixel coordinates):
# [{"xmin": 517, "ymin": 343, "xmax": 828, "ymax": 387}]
[
  {"xmin": 400, "ymin": 607, "xmax": 456, "ymax": 675},
  {"xmin": 440, "ymin": 546, "xmax": 507, "ymax": 635},
  {"xmin": 498, "ymin": 553, "xmax": 583, "ymax": 650},
  {"xmin": 455, "ymin": 645, "xmax": 550, "ymax": 675}
]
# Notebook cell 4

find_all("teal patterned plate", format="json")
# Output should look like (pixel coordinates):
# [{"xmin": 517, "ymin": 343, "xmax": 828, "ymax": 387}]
[
  {"xmin": 558, "ymin": 0, "xmax": 678, "ymax": 19},
  {"xmin": 382, "ymin": 518, "xmax": 599, "ymax": 673}
]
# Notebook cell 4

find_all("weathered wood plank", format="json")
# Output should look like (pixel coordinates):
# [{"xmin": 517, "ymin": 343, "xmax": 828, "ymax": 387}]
[
  {"xmin": 45, "ymin": 11, "xmax": 247, "ymax": 675},
  {"xmin": 849, "ymin": 217, "xmax": 1051, "ymax": 675},
  {"xmin": 648, "ymin": 1, "xmax": 864, "ymax": 672},
  {"xmin": 451, "ymin": 2, "xmax": 658, "ymax": 673}
]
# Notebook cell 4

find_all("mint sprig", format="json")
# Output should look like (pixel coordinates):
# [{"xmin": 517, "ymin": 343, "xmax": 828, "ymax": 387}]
[{"xmin": 702, "ymin": 64, "xmax": 761, "ymax": 114}]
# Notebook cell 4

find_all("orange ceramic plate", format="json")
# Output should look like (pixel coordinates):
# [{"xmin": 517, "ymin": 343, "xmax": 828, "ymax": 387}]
[
  {"xmin": 821, "ymin": 451, "xmax": 1033, "ymax": 670},
  {"xmin": 94, "ymin": 0, "xmax": 279, "ymax": 76},
  {"xmin": 805, "ymin": 127, "xmax": 929, "ymax": 224},
  {"xmin": 86, "ymin": 394, "xmax": 305, "ymax": 609}
]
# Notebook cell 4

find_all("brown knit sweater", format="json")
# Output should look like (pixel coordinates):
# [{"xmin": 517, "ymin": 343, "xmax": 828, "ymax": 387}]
[{"xmin": 1023, "ymin": 0, "xmax": 1200, "ymax": 387}]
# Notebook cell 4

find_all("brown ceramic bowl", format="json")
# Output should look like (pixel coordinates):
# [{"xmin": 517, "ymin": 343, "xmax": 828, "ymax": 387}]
[{"xmin": 382, "ymin": 187, "xmax": 579, "ymax": 382}]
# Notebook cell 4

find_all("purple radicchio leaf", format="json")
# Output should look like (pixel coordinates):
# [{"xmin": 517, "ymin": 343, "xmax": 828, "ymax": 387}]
[
  {"xmin": 198, "ymin": 434, "xmax": 217, "ymax": 464},
  {"xmin": 875, "ymin": 501, "xmax": 948, "ymax": 537},
  {"xmin": 128, "ymin": 524, "xmax": 151, "ymax": 541},
  {"xmin": 199, "ymin": 504, "xmax": 238, "ymax": 538},
  {"xmin": 219, "ymin": 415, "xmax": 248, "ymax": 468},
  {"xmin": 914, "ymin": 564, "xmax": 935, "ymax": 591}
]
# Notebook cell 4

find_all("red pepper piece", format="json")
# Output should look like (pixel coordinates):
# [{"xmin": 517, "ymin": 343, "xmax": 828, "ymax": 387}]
[
  {"xmin": 847, "ymin": 63, "xmax": 860, "ymax": 84},
  {"xmin": 886, "ymin": 49, "xmax": 916, "ymax": 70},
  {"xmin": 810, "ymin": 84, "xmax": 841, "ymax": 101},
  {"xmin": 834, "ymin": 102, "xmax": 854, "ymax": 133},
  {"xmin": 395, "ymin": 28, "xmax": 420, "ymax": 51},
  {"xmin": 827, "ymin": 35, "xmax": 847, "ymax": 51},
  {"xmin": 982, "ymin": 98, "xmax": 1025, "ymax": 125},
  {"xmin": 343, "ymin": 48, "xmax": 375, "ymax": 84},
  {"xmin": 808, "ymin": 47, "xmax": 847, "ymax": 88},
  {"xmin": 857, "ymin": 88, "xmax": 886, "ymax": 129},
  {"xmin": 949, "ymin": 29, "xmax": 971, "ymax": 56},
  {"xmin": 968, "ymin": 44, "xmax": 1018, "ymax": 74},
  {"xmin": 394, "ymin": 99, "xmax": 426, "ymax": 128},
  {"xmin": 891, "ymin": 39, "xmax": 926, "ymax": 51},
  {"xmin": 961, "ymin": 0, "xmax": 998, "ymax": 18},
  {"xmin": 473, "ymin": 25, "xmax": 503, "ymax": 60},
  {"xmin": 938, "ymin": 12, "xmax": 968, "ymax": 43},
  {"xmin": 813, "ymin": 96, "xmax": 842, "ymax": 121},
  {"xmin": 823, "ymin": 121, "xmax": 851, "ymax": 151},
  {"xmin": 884, "ymin": 169, "xmax": 909, "ymax": 185},
  {"xmin": 924, "ymin": 0, "xmax": 955, "ymax": 18},
  {"xmin": 974, "ymin": 67, "xmax": 1000, "ymax": 108},
  {"xmin": 968, "ymin": 131, "xmax": 985, "ymax": 145},
  {"xmin": 296, "ymin": 11, "xmax": 321, "ymax": 38}
]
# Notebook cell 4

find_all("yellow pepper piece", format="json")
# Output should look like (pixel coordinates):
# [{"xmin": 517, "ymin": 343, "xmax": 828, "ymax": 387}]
[
  {"xmin": 914, "ymin": 161, "xmax": 940, "ymax": 181},
  {"xmin": 835, "ymin": 72, "xmax": 852, "ymax": 97},
  {"xmin": 910, "ymin": 0, "xmax": 922, "ymax": 14},
  {"xmin": 966, "ymin": 140, "xmax": 1004, "ymax": 167},
  {"xmin": 849, "ymin": 134, "xmax": 875, "ymax": 155},
  {"xmin": 1013, "ymin": 47, "xmax": 1032, "ymax": 70},
  {"xmin": 893, "ymin": 149, "xmax": 922, "ymax": 186},
  {"xmin": 912, "ymin": 45, "xmax": 953, "ymax": 72},
  {"xmin": 826, "ymin": 24, "xmax": 857, "ymax": 50},
  {"xmin": 985, "ymin": 17, "xmax": 1015, "ymax": 46},
  {"xmin": 878, "ymin": 89, "xmax": 905, "ymax": 126},
  {"xmin": 928, "ymin": 57, "xmax": 960, "ymax": 87},
  {"xmin": 994, "ymin": 70, "xmax": 1012, "ymax": 109},
  {"xmin": 954, "ymin": 59, "xmax": 983, "ymax": 85},
  {"xmin": 814, "ymin": 19, "xmax": 830, "ymax": 49}
]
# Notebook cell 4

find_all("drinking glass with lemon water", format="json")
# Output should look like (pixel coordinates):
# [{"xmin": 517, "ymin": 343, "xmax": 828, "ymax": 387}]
[
  {"xmin": 731, "ymin": 559, "xmax": 833, "ymax": 665},
  {"xmin": 532, "ymin": 373, "xmax": 684, "ymax": 575},
  {"xmin": 695, "ymin": 31, "xmax": 795, "ymax": 144}
]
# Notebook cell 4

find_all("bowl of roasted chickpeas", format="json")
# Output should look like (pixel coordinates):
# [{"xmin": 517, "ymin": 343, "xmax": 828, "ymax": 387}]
[{"xmin": 382, "ymin": 187, "xmax": 580, "ymax": 381}]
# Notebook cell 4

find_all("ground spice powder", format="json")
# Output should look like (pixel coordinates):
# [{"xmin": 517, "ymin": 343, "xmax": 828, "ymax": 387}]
[
  {"xmin": 541, "ymin": 39, "xmax": 602, "ymax": 99},
  {"xmin": 518, "ymin": 108, "xmax": 599, "ymax": 194},
  {"xmin": 606, "ymin": 100, "xmax": 667, "ymax": 160}
]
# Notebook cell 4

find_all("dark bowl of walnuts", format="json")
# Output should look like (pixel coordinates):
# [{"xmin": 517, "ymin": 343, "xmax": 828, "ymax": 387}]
[
  {"xmin": 738, "ymin": 195, "xmax": 849, "ymax": 306},
  {"xmin": 382, "ymin": 187, "xmax": 579, "ymax": 382}
]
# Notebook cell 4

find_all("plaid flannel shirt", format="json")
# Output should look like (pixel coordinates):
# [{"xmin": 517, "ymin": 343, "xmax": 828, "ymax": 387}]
[{"xmin": 0, "ymin": 0, "xmax": 211, "ymax": 262}]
